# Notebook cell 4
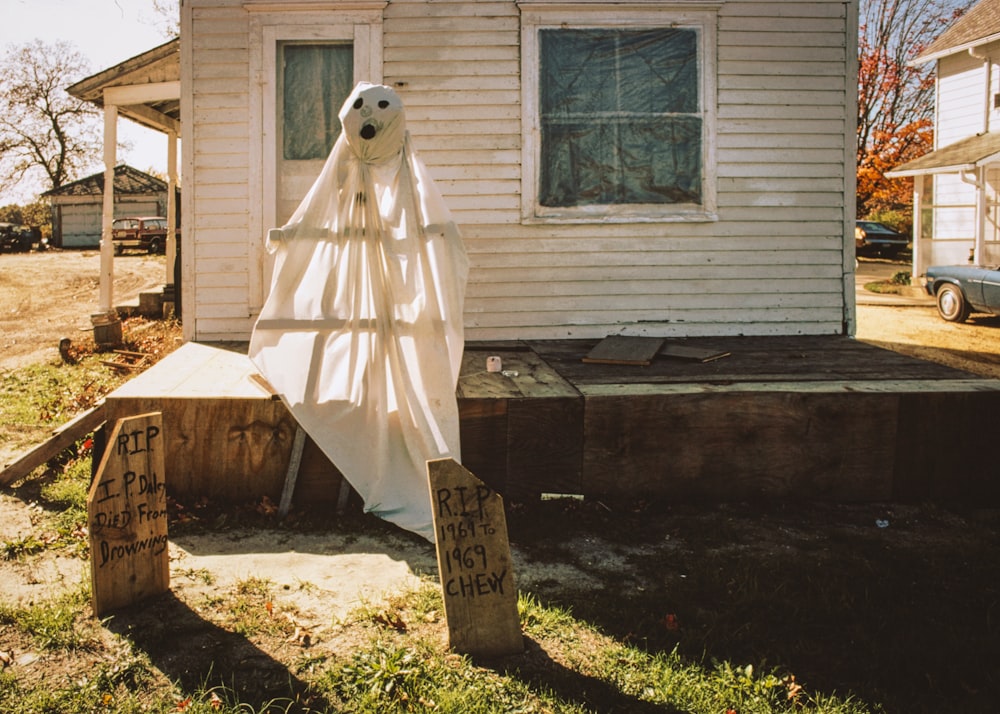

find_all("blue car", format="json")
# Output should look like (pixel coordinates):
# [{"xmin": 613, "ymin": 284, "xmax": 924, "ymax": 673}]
[{"xmin": 924, "ymin": 264, "xmax": 1000, "ymax": 322}]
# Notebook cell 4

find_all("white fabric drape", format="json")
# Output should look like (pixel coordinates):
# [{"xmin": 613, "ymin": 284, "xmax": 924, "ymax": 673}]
[{"xmin": 249, "ymin": 82, "xmax": 468, "ymax": 542}]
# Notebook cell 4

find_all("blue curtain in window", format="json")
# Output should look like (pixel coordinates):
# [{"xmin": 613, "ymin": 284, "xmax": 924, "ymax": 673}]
[
  {"xmin": 283, "ymin": 44, "xmax": 354, "ymax": 161},
  {"xmin": 540, "ymin": 28, "xmax": 701, "ymax": 207}
]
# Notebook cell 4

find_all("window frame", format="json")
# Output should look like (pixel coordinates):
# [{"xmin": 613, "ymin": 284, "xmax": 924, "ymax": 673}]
[
  {"xmin": 278, "ymin": 41, "xmax": 356, "ymax": 162},
  {"xmin": 519, "ymin": 2, "xmax": 719, "ymax": 224},
  {"xmin": 247, "ymin": 3, "xmax": 385, "ymax": 312}
]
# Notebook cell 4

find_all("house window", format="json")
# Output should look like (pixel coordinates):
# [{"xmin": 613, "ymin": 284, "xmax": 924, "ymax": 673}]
[
  {"xmin": 280, "ymin": 43, "xmax": 354, "ymax": 161},
  {"xmin": 521, "ymin": 4, "xmax": 717, "ymax": 222},
  {"xmin": 540, "ymin": 28, "xmax": 700, "ymax": 208}
]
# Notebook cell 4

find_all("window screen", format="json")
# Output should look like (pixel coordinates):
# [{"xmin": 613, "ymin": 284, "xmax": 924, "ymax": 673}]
[
  {"xmin": 539, "ymin": 28, "xmax": 701, "ymax": 208},
  {"xmin": 281, "ymin": 43, "xmax": 354, "ymax": 161}
]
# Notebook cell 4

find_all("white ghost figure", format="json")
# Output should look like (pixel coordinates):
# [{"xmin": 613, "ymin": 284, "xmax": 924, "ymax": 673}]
[{"xmin": 249, "ymin": 82, "xmax": 468, "ymax": 542}]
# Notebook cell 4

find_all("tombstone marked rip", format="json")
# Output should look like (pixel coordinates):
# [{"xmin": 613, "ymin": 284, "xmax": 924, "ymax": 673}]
[
  {"xmin": 88, "ymin": 412, "xmax": 169, "ymax": 616},
  {"xmin": 427, "ymin": 458, "xmax": 524, "ymax": 657}
]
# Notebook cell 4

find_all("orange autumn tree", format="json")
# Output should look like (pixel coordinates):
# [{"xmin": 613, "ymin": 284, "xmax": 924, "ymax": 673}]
[{"xmin": 857, "ymin": 0, "xmax": 973, "ymax": 228}]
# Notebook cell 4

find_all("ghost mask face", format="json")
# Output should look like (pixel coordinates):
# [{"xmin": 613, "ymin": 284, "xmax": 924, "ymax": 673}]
[{"xmin": 338, "ymin": 83, "xmax": 406, "ymax": 164}]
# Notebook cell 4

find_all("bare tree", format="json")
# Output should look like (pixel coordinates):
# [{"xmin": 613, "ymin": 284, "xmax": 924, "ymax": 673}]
[
  {"xmin": 149, "ymin": 0, "xmax": 181, "ymax": 38},
  {"xmin": 0, "ymin": 40, "xmax": 103, "ymax": 197},
  {"xmin": 857, "ymin": 0, "xmax": 973, "ymax": 219}
]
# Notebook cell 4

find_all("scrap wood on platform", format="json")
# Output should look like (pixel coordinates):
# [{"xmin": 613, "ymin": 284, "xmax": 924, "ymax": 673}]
[
  {"xmin": 92, "ymin": 337, "xmax": 1000, "ymax": 511},
  {"xmin": 582, "ymin": 335, "xmax": 730, "ymax": 366}
]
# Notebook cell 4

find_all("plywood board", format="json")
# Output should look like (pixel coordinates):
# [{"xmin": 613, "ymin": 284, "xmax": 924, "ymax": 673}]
[
  {"xmin": 582, "ymin": 335, "xmax": 665, "ymax": 366},
  {"xmin": 427, "ymin": 458, "xmax": 523, "ymax": 657},
  {"xmin": 88, "ymin": 412, "xmax": 169, "ymax": 617}
]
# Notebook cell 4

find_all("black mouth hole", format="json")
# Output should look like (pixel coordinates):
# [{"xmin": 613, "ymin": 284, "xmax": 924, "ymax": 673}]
[{"xmin": 360, "ymin": 124, "xmax": 377, "ymax": 140}]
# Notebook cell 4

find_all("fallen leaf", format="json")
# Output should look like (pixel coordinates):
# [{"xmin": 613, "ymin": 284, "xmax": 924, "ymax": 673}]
[
  {"xmin": 209, "ymin": 691, "xmax": 223, "ymax": 709},
  {"xmin": 176, "ymin": 696, "xmax": 192, "ymax": 711},
  {"xmin": 783, "ymin": 674, "xmax": 803, "ymax": 701},
  {"xmin": 373, "ymin": 611, "xmax": 407, "ymax": 632}
]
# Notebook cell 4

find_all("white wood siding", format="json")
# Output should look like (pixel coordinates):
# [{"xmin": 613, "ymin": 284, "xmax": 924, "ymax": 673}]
[
  {"xmin": 937, "ymin": 51, "xmax": 986, "ymax": 146},
  {"xmin": 182, "ymin": 0, "xmax": 253, "ymax": 340},
  {"xmin": 926, "ymin": 52, "xmax": 984, "ymax": 265},
  {"xmin": 183, "ymin": 0, "xmax": 854, "ymax": 342}
]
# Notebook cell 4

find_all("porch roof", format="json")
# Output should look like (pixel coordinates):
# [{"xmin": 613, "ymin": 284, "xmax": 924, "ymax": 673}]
[
  {"xmin": 885, "ymin": 131, "xmax": 1000, "ymax": 177},
  {"xmin": 67, "ymin": 38, "xmax": 180, "ymax": 136}
]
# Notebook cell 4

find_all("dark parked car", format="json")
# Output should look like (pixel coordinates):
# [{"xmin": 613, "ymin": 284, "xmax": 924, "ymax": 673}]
[
  {"xmin": 0, "ymin": 222, "xmax": 38, "ymax": 252},
  {"xmin": 855, "ymin": 220, "xmax": 910, "ymax": 258},
  {"xmin": 112, "ymin": 216, "xmax": 177, "ymax": 255},
  {"xmin": 924, "ymin": 263, "xmax": 1000, "ymax": 322}
]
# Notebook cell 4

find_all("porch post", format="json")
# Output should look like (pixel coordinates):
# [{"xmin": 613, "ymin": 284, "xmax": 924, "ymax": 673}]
[
  {"xmin": 975, "ymin": 165, "xmax": 987, "ymax": 264},
  {"xmin": 911, "ymin": 175, "xmax": 923, "ymax": 281},
  {"xmin": 98, "ymin": 103, "xmax": 117, "ymax": 313},
  {"xmin": 166, "ymin": 128, "xmax": 178, "ymax": 310},
  {"xmin": 93, "ymin": 101, "xmax": 123, "ymax": 346}
]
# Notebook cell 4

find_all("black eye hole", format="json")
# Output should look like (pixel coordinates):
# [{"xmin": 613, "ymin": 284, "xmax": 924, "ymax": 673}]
[
  {"xmin": 378, "ymin": 100, "xmax": 389, "ymax": 109},
  {"xmin": 353, "ymin": 97, "xmax": 364, "ymax": 109}
]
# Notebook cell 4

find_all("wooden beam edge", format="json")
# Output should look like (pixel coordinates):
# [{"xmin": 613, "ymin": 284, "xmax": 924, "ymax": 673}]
[{"xmin": 0, "ymin": 402, "xmax": 107, "ymax": 487}]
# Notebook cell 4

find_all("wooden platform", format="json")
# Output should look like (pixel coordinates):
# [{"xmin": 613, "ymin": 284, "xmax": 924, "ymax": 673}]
[{"xmin": 102, "ymin": 336, "xmax": 1000, "ymax": 509}]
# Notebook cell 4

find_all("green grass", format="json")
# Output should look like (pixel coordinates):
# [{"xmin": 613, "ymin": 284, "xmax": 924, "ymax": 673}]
[
  {"xmin": 2, "ymin": 429, "xmax": 995, "ymax": 713},
  {"xmin": 0, "ymin": 583, "xmax": 91, "ymax": 650},
  {"xmin": 0, "ymin": 544, "xmax": 878, "ymax": 714},
  {"xmin": 0, "ymin": 356, "xmax": 115, "ymax": 445}
]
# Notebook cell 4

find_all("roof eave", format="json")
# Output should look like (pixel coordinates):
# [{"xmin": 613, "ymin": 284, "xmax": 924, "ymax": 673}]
[
  {"xmin": 911, "ymin": 32, "xmax": 1000, "ymax": 66},
  {"xmin": 886, "ymin": 163, "xmax": 976, "ymax": 177}
]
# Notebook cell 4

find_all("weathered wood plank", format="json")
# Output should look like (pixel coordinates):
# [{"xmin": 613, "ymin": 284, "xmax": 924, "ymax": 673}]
[
  {"xmin": 894, "ymin": 391, "xmax": 1000, "ymax": 500},
  {"xmin": 582, "ymin": 336, "xmax": 666, "ymax": 366},
  {"xmin": 1, "ymin": 403, "xmax": 107, "ymax": 487},
  {"xmin": 88, "ymin": 413, "xmax": 169, "ymax": 616},
  {"xmin": 507, "ymin": 396, "xmax": 583, "ymax": 500},
  {"xmin": 581, "ymin": 391, "xmax": 897, "ymax": 501},
  {"xmin": 530, "ymin": 337, "xmax": 983, "ymax": 386},
  {"xmin": 428, "ymin": 458, "xmax": 523, "ymax": 657}
]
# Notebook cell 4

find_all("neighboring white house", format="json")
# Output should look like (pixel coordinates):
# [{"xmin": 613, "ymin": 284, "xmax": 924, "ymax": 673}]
[
  {"xmin": 43, "ymin": 165, "xmax": 175, "ymax": 249},
  {"xmin": 888, "ymin": 0, "xmax": 1000, "ymax": 278},
  {"xmin": 179, "ymin": 0, "xmax": 859, "ymax": 343}
]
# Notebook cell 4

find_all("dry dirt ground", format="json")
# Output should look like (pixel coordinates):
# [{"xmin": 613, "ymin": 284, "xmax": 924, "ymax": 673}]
[
  {"xmin": 2, "ymin": 251, "xmax": 1000, "ymax": 711},
  {"xmin": 0, "ymin": 250, "xmax": 169, "ymax": 373}
]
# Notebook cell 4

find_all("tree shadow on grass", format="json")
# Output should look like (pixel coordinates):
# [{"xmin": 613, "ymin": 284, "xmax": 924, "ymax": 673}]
[
  {"xmin": 507, "ymin": 499, "xmax": 1000, "ymax": 714},
  {"xmin": 103, "ymin": 591, "xmax": 326, "ymax": 712},
  {"xmin": 481, "ymin": 636, "xmax": 681, "ymax": 714}
]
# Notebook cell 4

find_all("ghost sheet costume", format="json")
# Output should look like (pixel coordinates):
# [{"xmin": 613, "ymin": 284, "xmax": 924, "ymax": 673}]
[{"xmin": 249, "ymin": 82, "xmax": 468, "ymax": 542}]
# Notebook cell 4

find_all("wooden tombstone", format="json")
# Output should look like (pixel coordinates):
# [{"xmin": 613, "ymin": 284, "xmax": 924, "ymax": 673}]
[
  {"xmin": 88, "ymin": 412, "xmax": 169, "ymax": 616},
  {"xmin": 427, "ymin": 458, "xmax": 523, "ymax": 657}
]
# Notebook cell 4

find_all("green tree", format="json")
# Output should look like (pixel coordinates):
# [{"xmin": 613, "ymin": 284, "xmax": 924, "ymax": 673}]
[
  {"xmin": 0, "ymin": 200, "xmax": 53, "ymax": 239},
  {"xmin": 0, "ymin": 40, "xmax": 103, "ymax": 198}
]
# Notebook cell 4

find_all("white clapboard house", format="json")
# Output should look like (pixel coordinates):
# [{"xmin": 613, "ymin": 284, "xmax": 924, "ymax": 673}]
[
  {"xmin": 888, "ymin": 0, "xmax": 1000, "ymax": 277},
  {"xmin": 177, "ymin": 0, "xmax": 859, "ymax": 343},
  {"xmin": 32, "ymin": 0, "xmax": 1000, "ymax": 517}
]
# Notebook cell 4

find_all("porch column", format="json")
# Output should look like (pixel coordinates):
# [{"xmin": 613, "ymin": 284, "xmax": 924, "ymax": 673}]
[
  {"xmin": 974, "ymin": 165, "xmax": 987, "ymax": 264},
  {"xmin": 166, "ymin": 128, "xmax": 178, "ymax": 307},
  {"xmin": 911, "ymin": 175, "xmax": 924, "ymax": 280},
  {"xmin": 93, "ymin": 101, "xmax": 123, "ymax": 346}
]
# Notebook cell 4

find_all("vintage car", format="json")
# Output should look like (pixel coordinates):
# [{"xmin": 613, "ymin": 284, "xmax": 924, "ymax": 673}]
[
  {"xmin": 112, "ymin": 216, "xmax": 178, "ymax": 255},
  {"xmin": 855, "ymin": 220, "xmax": 910, "ymax": 258},
  {"xmin": 924, "ymin": 263, "xmax": 1000, "ymax": 322}
]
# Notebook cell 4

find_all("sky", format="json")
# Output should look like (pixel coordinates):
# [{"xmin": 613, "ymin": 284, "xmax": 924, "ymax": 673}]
[{"xmin": 1, "ymin": 0, "xmax": 177, "ymax": 204}]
